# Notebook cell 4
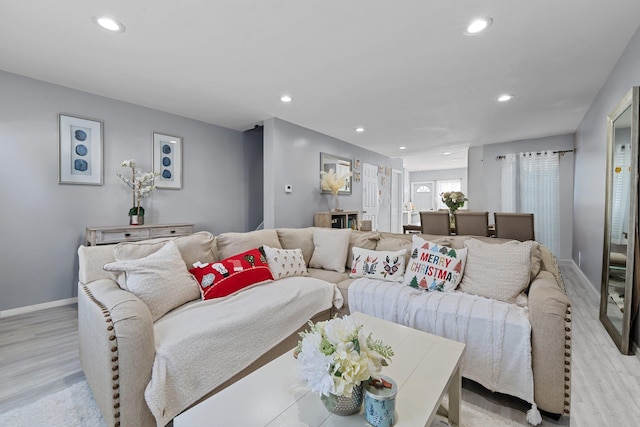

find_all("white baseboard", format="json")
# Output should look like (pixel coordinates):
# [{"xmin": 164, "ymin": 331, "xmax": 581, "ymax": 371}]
[
  {"xmin": 0, "ymin": 297, "xmax": 78, "ymax": 319},
  {"xmin": 565, "ymin": 259, "xmax": 600, "ymax": 297}
]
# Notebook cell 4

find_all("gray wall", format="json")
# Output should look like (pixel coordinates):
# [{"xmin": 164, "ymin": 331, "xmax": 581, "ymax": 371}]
[
  {"xmin": 0, "ymin": 71, "xmax": 250, "ymax": 312},
  {"xmin": 263, "ymin": 118, "xmax": 393, "ymax": 230},
  {"xmin": 574, "ymin": 26, "xmax": 640, "ymax": 345},
  {"xmin": 467, "ymin": 134, "xmax": 575, "ymax": 259},
  {"xmin": 242, "ymin": 126, "xmax": 264, "ymax": 230}
]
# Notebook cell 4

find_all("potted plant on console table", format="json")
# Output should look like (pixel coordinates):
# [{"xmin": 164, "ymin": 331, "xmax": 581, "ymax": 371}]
[{"xmin": 117, "ymin": 159, "xmax": 159, "ymax": 225}]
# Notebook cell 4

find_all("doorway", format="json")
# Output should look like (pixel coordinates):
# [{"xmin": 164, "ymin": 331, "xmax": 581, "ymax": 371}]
[{"xmin": 362, "ymin": 163, "xmax": 378, "ymax": 230}]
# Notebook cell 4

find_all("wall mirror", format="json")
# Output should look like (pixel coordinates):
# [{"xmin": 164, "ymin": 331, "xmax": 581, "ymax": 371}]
[
  {"xmin": 320, "ymin": 152, "xmax": 352, "ymax": 195},
  {"xmin": 600, "ymin": 86, "xmax": 639, "ymax": 354}
]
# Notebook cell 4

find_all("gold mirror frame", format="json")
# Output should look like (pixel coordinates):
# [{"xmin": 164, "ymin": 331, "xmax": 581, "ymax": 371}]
[
  {"xmin": 320, "ymin": 152, "xmax": 353, "ymax": 195},
  {"xmin": 600, "ymin": 87, "xmax": 639, "ymax": 354}
]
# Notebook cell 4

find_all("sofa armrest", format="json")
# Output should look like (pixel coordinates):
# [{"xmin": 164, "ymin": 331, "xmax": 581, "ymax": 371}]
[
  {"xmin": 78, "ymin": 279, "xmax": 156, "ymax": 427},
  {"xmin": 528, "ymin": 270, "xmax": 571, "ymax": 416}
]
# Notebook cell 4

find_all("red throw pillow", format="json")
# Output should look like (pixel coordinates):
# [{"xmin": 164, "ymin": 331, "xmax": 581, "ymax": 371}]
[{"xmin": 189, "ymin": 248, "xmax": 274, "ymax": 300}]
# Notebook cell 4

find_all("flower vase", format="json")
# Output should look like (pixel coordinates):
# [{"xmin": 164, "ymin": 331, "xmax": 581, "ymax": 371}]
[
  {"xmin": 332, "ymin": 193, "xmax": 343, "ymax": 212},
  {"xmin": 129, "ymin": 206, "xmax": 145, "ymax": 226},
  {"xmin": 449, "ymin": 209, "xmax": 456, "ymax": 231},
  {"xmin": 320, "ymin": 384, "xmax": 363, "ymax": 416}
]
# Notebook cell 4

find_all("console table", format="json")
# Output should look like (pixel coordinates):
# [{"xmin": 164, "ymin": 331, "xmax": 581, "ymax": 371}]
[
  {"xmin": 85, "ymin": 223, "xmax": 194, "ymax": 246},
  {"xmin": 314, "ymin": 211, "xmax": 359, "ymax": 229}
]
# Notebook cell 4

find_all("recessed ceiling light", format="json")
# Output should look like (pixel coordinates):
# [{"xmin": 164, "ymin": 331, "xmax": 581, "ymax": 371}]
[
  {"xmin": 399, "ymin": 146, "xmax": 407, "ymax": 150},
  {"xmin": 355, "ymin": 127, "xmax": 365, "ymax": 133},
  {"xmin": 443, "ymin": 152, "xmax": 451, "ymax": 155},
  {"xmin": 92, "ymin": 15, "xmax": 126, "ymax": 33},
  {"xmin": 280, "ymin": 95, "xmax": 292, "ymax": 103},
  {"xmin": 465, "ymin": 17, "xmax": 493, "ymax": 35},
  {"xmin": 497, "ymin": 94, "xmax": 514, "ymax": 102}
]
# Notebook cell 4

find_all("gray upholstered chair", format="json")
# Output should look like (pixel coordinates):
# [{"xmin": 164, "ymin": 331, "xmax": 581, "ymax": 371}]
[
  {"xmin": 454, "ymin": 211, "xmax": 489, "ymax": 236},
  {"xmin": 493, "ymin": 212, "xmax": 535, "ymax": 241},
  {"xmin": 419, "ymin": 211, "xmax": 451, "ymax": 235}
]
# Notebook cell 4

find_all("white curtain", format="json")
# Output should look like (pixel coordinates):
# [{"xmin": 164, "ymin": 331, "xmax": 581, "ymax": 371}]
[
  {"xmin": 519, "ymin": 152, "xmax": 560, "ymax": 256},
  {"xmin": 501, "ymin": 153, "xmax": 517, "ymax": 212},
  {"xmin": 610, "ymin": 143, "xmax": 631, "ymax": 244}
]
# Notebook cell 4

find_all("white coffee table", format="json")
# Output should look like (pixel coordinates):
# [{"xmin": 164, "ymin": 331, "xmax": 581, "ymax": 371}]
[{"xmin": 174, "ymin": 312, "xmax": 465, "ymax": 426}]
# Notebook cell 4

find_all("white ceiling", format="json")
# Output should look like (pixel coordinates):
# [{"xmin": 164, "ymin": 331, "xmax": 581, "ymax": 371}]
[{"xmin": 2, "ymin": 1, "xmax": 639, "ymax": 171}]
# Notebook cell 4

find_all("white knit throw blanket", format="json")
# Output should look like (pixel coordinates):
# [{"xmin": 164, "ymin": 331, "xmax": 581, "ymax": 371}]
[
  {"xmin": 146, "ymin": 277, "xmax": 343, "ymax": 426},
  {"xmin": 349, "ymin": 278, "xmax": 541, "ymax": 424}
]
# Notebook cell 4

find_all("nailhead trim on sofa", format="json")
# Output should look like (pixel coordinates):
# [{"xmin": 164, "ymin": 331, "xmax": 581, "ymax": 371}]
[{"xmin": 82, "ymin": 284, "xmax": 121, "ymax": 427}]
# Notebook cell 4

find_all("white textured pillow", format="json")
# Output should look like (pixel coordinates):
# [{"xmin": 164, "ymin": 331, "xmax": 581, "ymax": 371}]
[
  {"xmin": 350, "ymin": 247, "xmax": 406, "ymax": 282},
  {"xmin": 309, "ymin": 228, "xmax": 352, "ymax": 273},
  {"xmin": 459, "ymin": 239, "xmax": 533, "ymax": 305},
  {"xmin": 263, "ymin": 245, "xmax": 309, "ymax": 279},
  {"xmin": 103, "ymin": 241, "xmax": 201, "ymax": 321}
]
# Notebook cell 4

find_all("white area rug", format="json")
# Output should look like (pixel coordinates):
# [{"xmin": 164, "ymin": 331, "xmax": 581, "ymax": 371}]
[{"xmin": 0, "ymin": 379, "xmax": 522, "ymax": 427}]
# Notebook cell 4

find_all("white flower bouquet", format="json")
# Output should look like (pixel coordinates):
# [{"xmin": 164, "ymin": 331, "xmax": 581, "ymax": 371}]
[
  {"xmin": 441, "ymin": 191, "xmax": 467, "ymax": 212},
  {"xmin": 295, "ymin": 315, "xmax": 394, "ymax": 398},
  {"xmin": 320, "ymin": 168, "xmax": 351, "ymax": 195}
]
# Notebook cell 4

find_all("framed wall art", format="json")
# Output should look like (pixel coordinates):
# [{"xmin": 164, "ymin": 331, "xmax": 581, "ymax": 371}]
[
  {"xmin": 58, "ymin": 114, "xmax": 103, "ymax": 185},
  {"xmin": 153, "ymin": 132, "xmax": 183, "ymax": 189}
]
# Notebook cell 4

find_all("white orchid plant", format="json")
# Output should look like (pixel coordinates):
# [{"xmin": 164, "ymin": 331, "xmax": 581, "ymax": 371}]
[
  {"xmin": 117, "ymin": 159, "xmax": 159, "ymax": 217},
  {"xmin": 295, "ymin": 315, "xmax": 394, "ymax": 398}
]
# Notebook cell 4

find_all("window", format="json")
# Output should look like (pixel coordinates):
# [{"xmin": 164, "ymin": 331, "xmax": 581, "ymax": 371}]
[
  {"xmin": 436, "ymin": 179, "xmax": 462, "ymax": 209},
  {"xmin": 416, "ymin": 185, "xmax": 431, "ymax": 193}
]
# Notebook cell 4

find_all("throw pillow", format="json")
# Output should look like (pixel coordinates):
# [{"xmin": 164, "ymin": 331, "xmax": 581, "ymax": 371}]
[
  {"xmin": 309, "ymin": 228, "xmax": 352, "ymax": 273},
  {"xmin": 276, "ymin": 228, "xmax": 315, "ymax": 266},
  {"xmin": 103, "ymin": 241, "xmax": 201, "ymax": 322},
  {"xmin": 262, "ymin": 245, "xmax": 309, "ymax": 279},
  {"xmin": 349, "ymin": 247, "xmax": 406, "ymax": 282},
  {"xmin": 458, "ymin": 238, "xmax": 534, "ymax": 305},
  {"xmin": 189, "ymin": 247, "xmax": 274, "ymax": 300},
  {"xmin": 346, "ymin": 231, "xmax": 381, "ymax": 269},
  {"xmin": 216, "ymin": 229, "xmax": 282, "ymax": 260},
  {"xmin": 403, "ymin": 234, "xmax": 467, "ymax": 292},
  {"xmin": 376, "ymin": 235, "xmax": 451, "ymax": 267}
]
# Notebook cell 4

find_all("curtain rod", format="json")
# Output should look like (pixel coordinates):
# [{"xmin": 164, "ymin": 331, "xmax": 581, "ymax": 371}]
[{"xmin": 496, "ymin": 149, "xmax": 574, "ymax": 160}]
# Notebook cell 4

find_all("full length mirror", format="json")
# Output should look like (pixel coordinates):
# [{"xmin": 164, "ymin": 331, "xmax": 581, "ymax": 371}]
[{"xmin": 600, "ymin": 87, "xmax": 639, "ymax": 354}]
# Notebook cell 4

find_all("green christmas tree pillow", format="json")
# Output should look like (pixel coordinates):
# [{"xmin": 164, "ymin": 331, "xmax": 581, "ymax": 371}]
[{"xmin": 403, "ymin": 234, "xmax": 467, "ymax": 292}]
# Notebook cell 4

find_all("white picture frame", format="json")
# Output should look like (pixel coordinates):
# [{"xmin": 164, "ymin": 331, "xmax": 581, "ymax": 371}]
[
  {"xmin": 153, "ymin": 132, "xmax": 183, "ymax": 189},
  {"xmin": 58, "ymin": 114, "xmax": 103, "ymax": 185}
]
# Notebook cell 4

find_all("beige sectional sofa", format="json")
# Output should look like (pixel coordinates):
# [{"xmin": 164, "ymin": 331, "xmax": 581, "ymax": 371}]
[{"xmin": 77, "ymin": 227, "xmax": 571, "ymax": 427}]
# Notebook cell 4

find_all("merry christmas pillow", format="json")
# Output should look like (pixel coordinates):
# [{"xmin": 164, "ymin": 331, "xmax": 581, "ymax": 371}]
[
  {"xmin": 403, "ymin": 234, "xmax": 467, "ymax": 292},
  {"xmin": 188, "ymin": 248, "xmax": 274, "ymax": 300},
  {"xmin": 349, "ymin": 247, "xmax": 406, "ymax": 282}
]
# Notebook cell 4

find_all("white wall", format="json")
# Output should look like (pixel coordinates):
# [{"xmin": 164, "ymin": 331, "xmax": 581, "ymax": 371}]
[
  {"xmin": 467, "ymin": 134, "xmax": 575, "ymax": 260},
  {"xmin": 0, "ymin": 71, "xmax": 250, "ymax": 311},
  {"xmin": 263, "ymin": 118, "xmax": 393, "ymax": 230},
  {"xmin": 574, "ymin": 25, "xmax": 640, "ymax": 346}
]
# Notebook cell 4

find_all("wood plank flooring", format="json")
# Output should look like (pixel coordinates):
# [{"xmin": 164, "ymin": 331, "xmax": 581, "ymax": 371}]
[{"xmin": 1, "ymin": 264, "xmax": 640, "ymax": 425}]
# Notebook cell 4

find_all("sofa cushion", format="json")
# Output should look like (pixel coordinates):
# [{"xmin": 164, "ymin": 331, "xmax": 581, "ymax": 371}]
[
  {"xmin": 349, "ymin": 247, "xmax": 406, "ymax": 282},
  {"xmin": 309, "ymin": 228, "xmax": 351, "ymax": 272},
  {"xmin": 276, "ymin": 228, "xmax": 315, "ymax": 265},
  {"xmin": 403, "ymin": 234, "xmax": 467, "ymax": 292},
  {"xmin": 103, "ymin": 241, "xmax": 201, "ymax": 322},
  {"xmin": 346, "ymin": 231, "xmax": 381, "ymax": 268},
  {"xmin": 189, "ymin": 248, "xmax": 274, "ymax": 300},
  {"xmin": 459, "ymin": 238, "xmax": 533, "ymax": 305},
  {"xmin": 113, "ymin": 231, "xmax": 216, "ymax": 267},
  {"xmin": 263, "ymin": 245, "xmax": 309, "ymax": 279},
  {"xmin": 307, "ymin": 267, "xmax": 351, "ymax": 284},
  {"xmin": 216, "ymin": 229, "xmax": 282, "ymax": 260}
]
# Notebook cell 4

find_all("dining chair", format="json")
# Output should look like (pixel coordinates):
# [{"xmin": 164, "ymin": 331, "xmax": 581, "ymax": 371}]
[
  {"xmin": 454, "ymin": 211, "xmax": 489, "ymax": 236},
  {"xmin": 493, "ymin": 212, "xmax": 535, "ymax": 241},
  {"xmin": 419, "ymin": 211, "xmax": 451, "ymax": 235}
]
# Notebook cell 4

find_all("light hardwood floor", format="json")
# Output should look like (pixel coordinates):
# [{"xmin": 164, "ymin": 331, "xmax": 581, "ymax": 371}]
[{"xmin": 1, "ymin": 264, "xmax": 640, "ymax": 425}]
